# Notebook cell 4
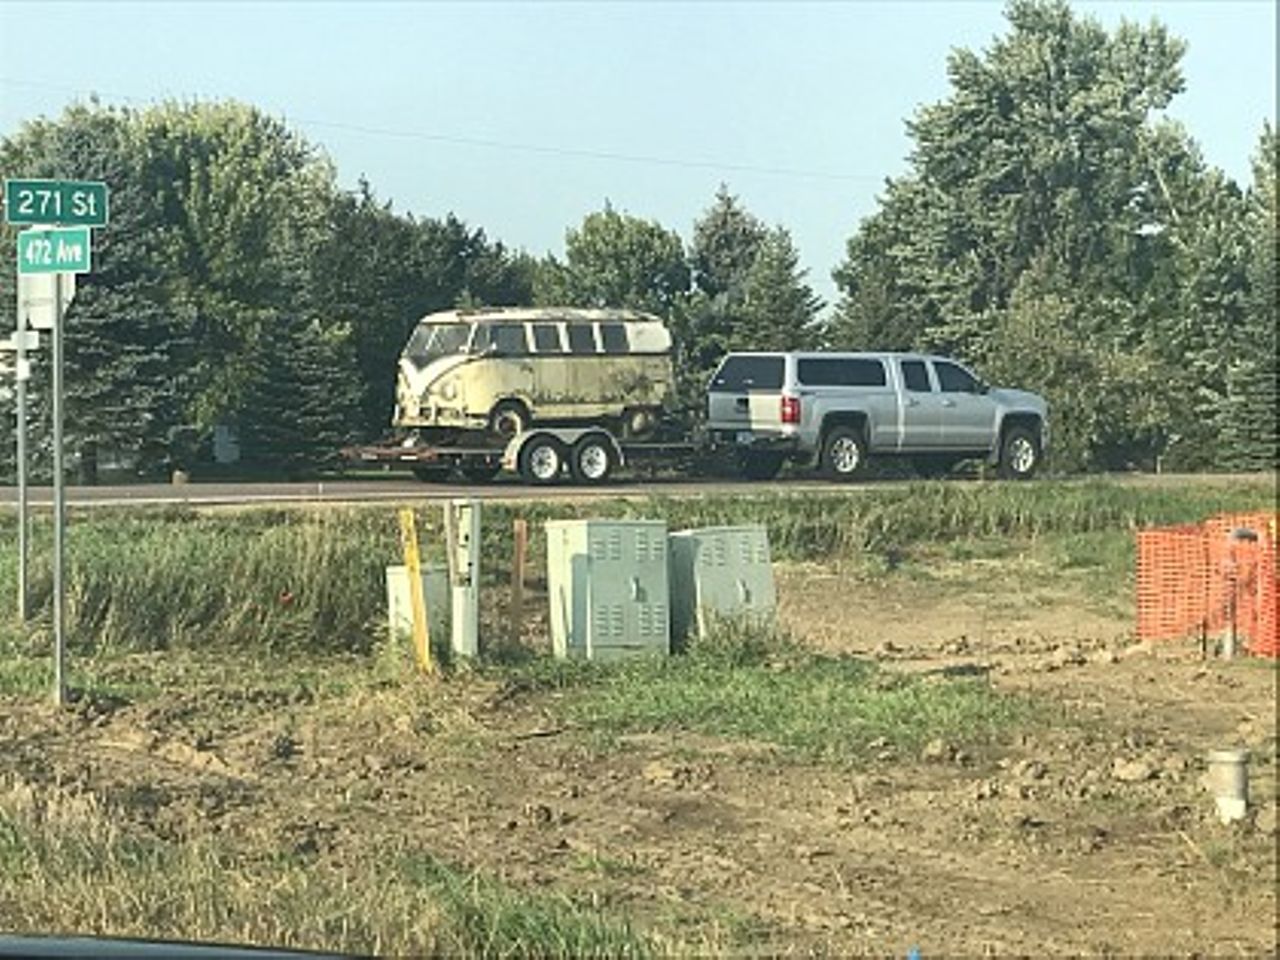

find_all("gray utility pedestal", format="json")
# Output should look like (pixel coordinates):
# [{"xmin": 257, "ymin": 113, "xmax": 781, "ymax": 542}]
[
  {"xmin": 669, "ymin": 525, "xmax": 776, "ymax": 645},
  {"xmin": 385, "ymin": 564, "xmax": 450, "ymax": 647},
  {"xmin": 546, "ymin": 519, "xmax": 670, "ymax": 662}
]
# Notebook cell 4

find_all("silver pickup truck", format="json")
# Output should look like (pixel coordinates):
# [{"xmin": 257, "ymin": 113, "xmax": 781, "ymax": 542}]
[{"xmin": 706, "ymin": 351, "xmax": 1049, "ymax": 480}]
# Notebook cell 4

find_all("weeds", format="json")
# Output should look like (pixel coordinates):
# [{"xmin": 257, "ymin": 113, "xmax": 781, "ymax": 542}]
[
  {"xmin": 501, "ymin": 620, "xmax": 1031, "ymax": 762},
  {"xmin": 0, "ymin": 784, "xmax": 653, "ymax": 958},
  {"xmin": 0, "ymin": 478, "xmax": 1269, "ymax": 655}
]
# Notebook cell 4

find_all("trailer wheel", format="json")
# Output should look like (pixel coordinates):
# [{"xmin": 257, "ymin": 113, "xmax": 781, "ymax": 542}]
[
  {"xmin": 571, "ymin": 434, "xmax": 615, "ymax": 485},
  {"xmin": 518, "ymin": 435, "xmax": 565, "ymax": 485}
]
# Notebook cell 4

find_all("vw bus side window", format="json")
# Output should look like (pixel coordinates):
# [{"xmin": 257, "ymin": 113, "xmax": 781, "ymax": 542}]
[
  {"xmin": 405, "ymin": 323, "xmax": 472, "ymax": 368},
  {"xmin": 475, "ymin": 322, "xmax": 528, "ymax": 357},
  {"xmin": 599, "ymin": 323, "xmax": 629, "ymax": 355},
  {"xmin": 566, "ymin": 323, "xmax": 597, "ymax": 354},
  {"xmin": 531, "ymin": 323, "xmax": 562, "ymax": 353}
]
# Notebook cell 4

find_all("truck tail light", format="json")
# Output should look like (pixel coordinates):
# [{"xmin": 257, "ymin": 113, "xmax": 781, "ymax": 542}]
[{"xmin": 781, "ymin": 395, "xmax": 801, "ymax": 425}]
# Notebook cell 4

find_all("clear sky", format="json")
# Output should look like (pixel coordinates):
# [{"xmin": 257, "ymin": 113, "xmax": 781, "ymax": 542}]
[{"xmin": 1, "ymin": 1, "xmax": 1274, "ymax": 309}]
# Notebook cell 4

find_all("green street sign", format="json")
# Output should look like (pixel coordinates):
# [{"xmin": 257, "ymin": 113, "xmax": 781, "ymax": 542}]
[
  {"xmin": 17, "ymin": 227, "xmax": 92, "ymax": 275},
  {"xmin": 4, "ymin": 179, "xmax": 109, "ymax": 227}
]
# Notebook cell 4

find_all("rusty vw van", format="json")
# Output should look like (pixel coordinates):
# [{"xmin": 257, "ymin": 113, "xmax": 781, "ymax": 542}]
[{"xmin": 393, "ymin": 307, "xmax": 675, "ymax": 440}]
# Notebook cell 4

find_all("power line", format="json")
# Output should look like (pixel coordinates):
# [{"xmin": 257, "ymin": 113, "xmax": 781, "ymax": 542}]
[{"xmin": 0, "ymin": 76, "xmax": 883, "ymax": 184}]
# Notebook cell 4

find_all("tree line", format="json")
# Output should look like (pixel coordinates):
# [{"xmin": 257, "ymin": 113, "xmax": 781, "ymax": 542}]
[{"xmin": 1, "ymin": 0, "xmax": 1274, "ymax": 479}]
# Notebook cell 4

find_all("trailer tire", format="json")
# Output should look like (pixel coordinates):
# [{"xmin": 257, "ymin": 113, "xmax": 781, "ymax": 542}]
[
  {"xmin": 570, "ymin": 434, "xmax": 616, "ymax": 485},
  {"xmin": 518, "ymin": 435, "xmax": 565, "ymax": 485}
]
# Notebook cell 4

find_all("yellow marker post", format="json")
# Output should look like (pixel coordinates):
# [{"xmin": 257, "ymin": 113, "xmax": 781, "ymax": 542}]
[{"xmin": 398, "ymin": 508, "xmax": 433, "ymax": 674}]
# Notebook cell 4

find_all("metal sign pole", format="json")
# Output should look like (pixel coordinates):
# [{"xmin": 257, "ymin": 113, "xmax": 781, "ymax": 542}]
[
  {"xmin": 14, "ymin": 282, "xmax": 27, "ymax": 622},
  {"xmin": 52, "ymin": 274, "xmax": 65, "ymax": 705}
]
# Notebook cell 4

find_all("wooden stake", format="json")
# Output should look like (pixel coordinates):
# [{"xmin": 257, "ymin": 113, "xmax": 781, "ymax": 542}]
[{"xmin": 398, "ymin": 508, "xmax": 433, "ymax": 674}]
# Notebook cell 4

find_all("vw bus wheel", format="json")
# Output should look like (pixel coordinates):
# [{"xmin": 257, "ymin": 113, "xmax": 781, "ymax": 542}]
[
  {"xmin": 571, "ymin": 435, "xmax": 615, "ymax": 485},
  {"xmin": 518, "ymin": 436, "xmax": 565, "ymax": 485},
  {"xmin": 489, "ymin": 400, "xmax": 530, "ymax": 439}
]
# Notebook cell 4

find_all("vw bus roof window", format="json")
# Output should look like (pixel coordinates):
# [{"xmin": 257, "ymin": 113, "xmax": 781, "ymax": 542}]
[
  {"xmin": 599, "ymin": 322, "xmax": 629, "ymax": 355},
  {"xmin": 405, "ymin": 322, "xmax": 472, "ymax": 368}
]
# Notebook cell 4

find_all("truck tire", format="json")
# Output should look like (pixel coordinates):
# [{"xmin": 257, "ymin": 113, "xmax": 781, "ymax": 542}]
[
  {"xmin": 489, "ymin": 400, "xmax": 530, "ymax": 438},
  {"xmin": 570, "ymin": 434, "xmax": 616, "ymax": 485},
  {"xmin": 738, "ymin": 451, "xmax": 785, "ymax": 481},
  {"xmin": 518, "ymin": 435, "xmax": 565, "ymax": 485},
  {"xmin": 998, "ymin": 426, "xmax": 1041, "ymax": 480},
  {"xmin": 821, "ymin": 426, "xmax": 867, "ymax": 480}
]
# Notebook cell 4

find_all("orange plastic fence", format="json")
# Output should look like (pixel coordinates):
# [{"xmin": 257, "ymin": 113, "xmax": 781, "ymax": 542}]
[{"xmin": 1136, "ymin": 511, "xmax": 1279, "ymax": 657}]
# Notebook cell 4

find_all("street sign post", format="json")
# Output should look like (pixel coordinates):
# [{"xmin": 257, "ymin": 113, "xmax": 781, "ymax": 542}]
[
  {"xmin": 4, "ymin": 179, "xmax": 109, "ymax": 227},
  {"xmin": 17, "ymin": 226, "xmax": 92, "ymax": 275},
  {"xmin": 8, "ymin": 179, "xmax": 108, "ymax": 706}
]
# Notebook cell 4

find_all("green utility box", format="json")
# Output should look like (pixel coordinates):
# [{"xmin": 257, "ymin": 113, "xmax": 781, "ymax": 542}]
[
  {"xmin": 546, "ymin": 519, "xmax": 670, "ymax": 662},
  {"xmin": 669, "ymin": 525, "xmax": 777, "ymax": 645},
  {"xmin": 385, "ymin": 564, "xmax": 450, "ymax": 646}
]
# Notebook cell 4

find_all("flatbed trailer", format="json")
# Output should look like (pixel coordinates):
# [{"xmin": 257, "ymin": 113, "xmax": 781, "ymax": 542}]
[{"xmin": 344, "ymin": 425, "xmax": 702, "ymax": 486}]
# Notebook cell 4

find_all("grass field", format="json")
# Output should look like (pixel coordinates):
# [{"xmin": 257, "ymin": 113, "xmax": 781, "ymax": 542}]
[{"xmin": 0, "ymin": 476, "xmax": 1275, "ymax": 956}]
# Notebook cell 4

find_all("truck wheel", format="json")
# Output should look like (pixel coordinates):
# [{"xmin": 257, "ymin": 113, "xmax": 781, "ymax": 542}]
[
  {"xmin": 821, "ymin": 426, "xmax": 867, "ymax": 480},
  {"xmin": 411, "ymin": 465, "xmax": 452, "ymax": 483},
  {"xmin": 460, "ymin": 461, "xmax": 501, "ymax": 482},
  {"xmin": 489, "ymin": 400, "xmax": 530, "ymax": 438},
  {"xmin": 738, "ymin": 451, "xmax": 785, "ymax": 481},
  {"xmin": 998, "ymin": 426, "xmax": 1041, "ymax": 480},
  {"xmin": 571, "ymin": 434, "xmax": 615, "ymax": 484},
  {"xmin": 518, "ymin": 435, "xmax": 565, "ymax": 485}
]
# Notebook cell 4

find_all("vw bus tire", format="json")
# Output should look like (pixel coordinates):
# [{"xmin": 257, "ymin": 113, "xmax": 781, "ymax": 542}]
[
  {"xmin": 489, "ymin": 400, "xmax": 530, "ymax": 439},
  {"xmin": 571, "ymin": 434, "xmax": 615, "ymax": 485},
  {"xmin": 998, "ymin": 426, "xmax": 1040, "ymax": 480},
  {"xmin": 518, "ymin": 435, "xmax": 565, "ymax": 485},
  {"xmin": 821, "ymin": 426, "xmax": 867, "ymax": 481}
]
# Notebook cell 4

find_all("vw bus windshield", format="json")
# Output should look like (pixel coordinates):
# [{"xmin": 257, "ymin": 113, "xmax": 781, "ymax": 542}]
[{"xmin": 405, "ymin": 323, "xmax": 472, "ymax": 367}]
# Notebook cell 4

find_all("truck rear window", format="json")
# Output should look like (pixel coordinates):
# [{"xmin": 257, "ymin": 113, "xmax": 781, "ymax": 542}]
[
  {"xmin": 709, "ymin": 356, "xmax": 785, "ymax": 392},
  {"xmin": 797, "ymin": 357, "xmax": 886, "ymax": 387}
]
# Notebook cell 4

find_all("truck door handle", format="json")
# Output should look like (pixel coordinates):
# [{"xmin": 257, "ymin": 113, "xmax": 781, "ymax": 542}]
[
  {"xmin": 941, "ymin": 399, "xmax": 956, "ymax": 408},
  {"xmin": 905, "ymin": 398, "xmax": 920, "ymax": 407}
]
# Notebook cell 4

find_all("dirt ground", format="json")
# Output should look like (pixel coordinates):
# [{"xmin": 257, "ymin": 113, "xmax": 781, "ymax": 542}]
[{"xmin": 1, "ymin": 557, "xmax": 1276, "ymax": 957}]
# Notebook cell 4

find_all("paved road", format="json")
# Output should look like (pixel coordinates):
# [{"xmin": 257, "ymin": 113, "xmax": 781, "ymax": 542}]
[
  {"xmin": 0, "ymin": 471, "xmax": 1267, "ymax": 509},
  {"xmin": 0, "ymin": 476, "xmax": 903, "ymax": 508}
]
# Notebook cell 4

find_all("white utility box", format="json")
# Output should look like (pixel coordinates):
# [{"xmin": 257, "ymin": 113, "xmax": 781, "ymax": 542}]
[
  {"xmin": 385, "ymin": 564, "xmax": 450, "ymax": 647},
  {"xmin": 546, "ymin": 519, "xmax": 670, "ymax": 662},
  {"xmin": 668, "ymin": 525, "xmax": 776, "ymax": 644}
]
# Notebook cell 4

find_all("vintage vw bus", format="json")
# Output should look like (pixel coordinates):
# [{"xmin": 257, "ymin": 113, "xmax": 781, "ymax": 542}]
[{"xmin": 393, "ymin": 307, "xmax": 675, "ymax": 440}]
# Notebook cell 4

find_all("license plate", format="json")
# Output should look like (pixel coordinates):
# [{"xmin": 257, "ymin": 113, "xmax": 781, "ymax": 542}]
[{"xmin": 736, "ymin": 431, "xmax": 754, "ymax": 445}]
